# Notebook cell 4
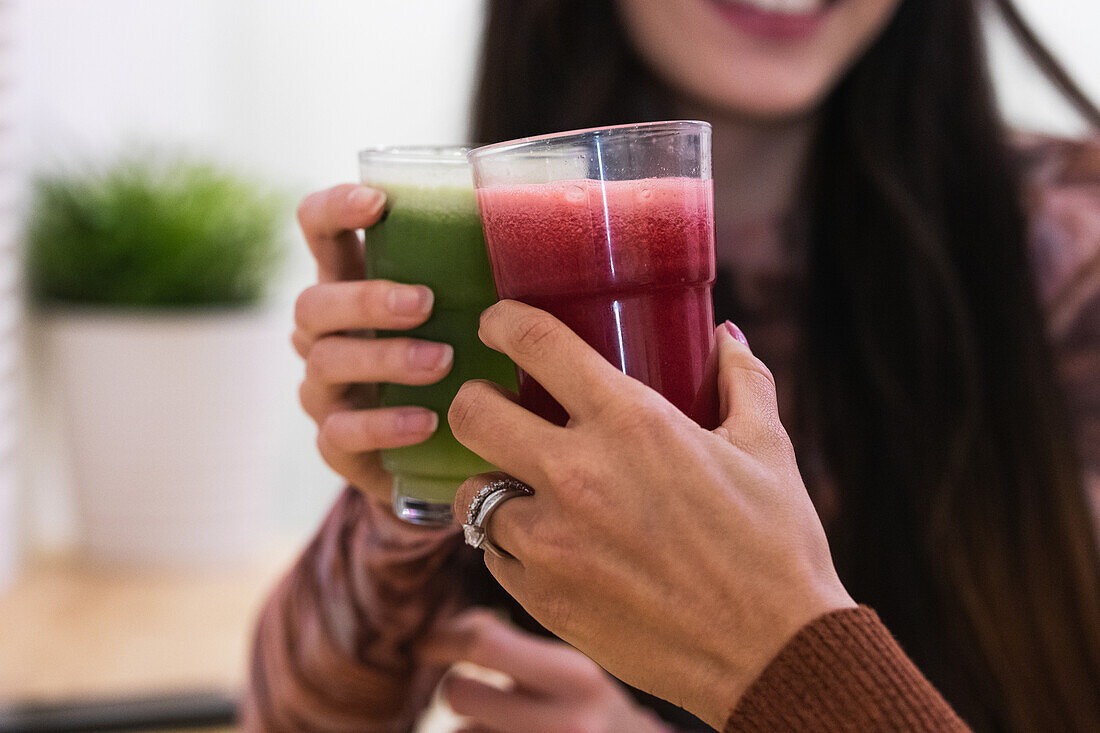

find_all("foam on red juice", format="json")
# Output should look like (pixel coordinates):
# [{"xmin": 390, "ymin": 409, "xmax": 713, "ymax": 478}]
[{"xmin": 477, "ymin": 177, "xmax": 717, "ymax": 426}]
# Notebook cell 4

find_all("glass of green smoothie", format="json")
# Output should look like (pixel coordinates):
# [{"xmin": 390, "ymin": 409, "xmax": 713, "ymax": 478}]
[{"xmin": 359, "ymin": 146, "xmax": 515, "ymax": 526}]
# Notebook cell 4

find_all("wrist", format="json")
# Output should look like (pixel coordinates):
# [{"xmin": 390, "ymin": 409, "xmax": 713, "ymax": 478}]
[{"xmin": 693, "ymin": 581, "xmax": 857, "ymax": 729}]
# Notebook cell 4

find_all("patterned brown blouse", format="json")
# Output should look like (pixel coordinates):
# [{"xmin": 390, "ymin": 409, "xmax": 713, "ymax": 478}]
[{"xmin": 241, "ymin": 135, "xmax": 1100, "ymax": 732}]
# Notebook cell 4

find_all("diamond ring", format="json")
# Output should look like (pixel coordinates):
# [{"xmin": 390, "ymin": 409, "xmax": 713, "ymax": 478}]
[{"xmin": 462, "ymin": 477, "xmax": 533, "ymax": 559}]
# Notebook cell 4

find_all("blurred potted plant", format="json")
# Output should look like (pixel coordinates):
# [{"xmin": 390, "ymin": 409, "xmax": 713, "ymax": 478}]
[{"xmin": 26, "ymin": 153, "xmax": 287, "ymax": 567}]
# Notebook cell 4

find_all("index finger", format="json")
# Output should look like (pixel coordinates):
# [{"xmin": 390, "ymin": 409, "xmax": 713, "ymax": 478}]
[
  {"xmin": 476, "ymin": 300, "xmax": 637, "ymax": 421},
  {"xmin": 296, "ymin": 183, "xmax": 385, "ymax": 282}
]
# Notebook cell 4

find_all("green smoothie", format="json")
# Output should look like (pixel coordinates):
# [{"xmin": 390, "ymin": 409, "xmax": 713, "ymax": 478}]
[{"xmin": 362, "ymin": 180, "xmax": 515, "ymax": 514}]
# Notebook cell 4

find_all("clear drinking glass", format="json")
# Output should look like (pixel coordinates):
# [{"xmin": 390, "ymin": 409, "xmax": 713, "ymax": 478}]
[
  {"xmin": 468, "ymin": 121, "xmax": 717, "ymax": 427},
  {"xmin": 359, "ymin": 147, "xmax": 516, "ymax": 525}
]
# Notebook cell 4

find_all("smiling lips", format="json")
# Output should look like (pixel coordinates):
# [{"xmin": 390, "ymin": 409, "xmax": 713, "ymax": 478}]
[
  {"xmin": 728, "ymin": 0, "xmax": 825, "ymax": 12},
  {"xmin": 706, "ymin": 0, "xmax": 835, "ymax": 41}
]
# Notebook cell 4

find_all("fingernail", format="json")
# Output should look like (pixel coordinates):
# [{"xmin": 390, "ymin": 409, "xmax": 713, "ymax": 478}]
[
  {"xmin": 395, "ymin": 409, "xmax": 439, "ymax": 434},
  {"xmin": 408, "ymin": 341, "xmax": 453, "ymax": 371},
  {"xmin": 348, "ymin": 185, "xmax": 382, "ymax": 210},
  {"xmin": 725, "ymin": 320, "xmax": 750, "ymax": 350},
  {"xmin": 388, "ymin": 285, "xmax": 433, "ymax": 316}
]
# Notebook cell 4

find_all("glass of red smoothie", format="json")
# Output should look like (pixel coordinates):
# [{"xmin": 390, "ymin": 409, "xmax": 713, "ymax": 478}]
[{"xmin": 468, "ymin": 121, "xmax": 716, "ymax": 427}]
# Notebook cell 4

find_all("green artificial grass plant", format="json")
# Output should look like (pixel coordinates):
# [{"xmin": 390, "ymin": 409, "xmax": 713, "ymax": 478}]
[{"xmin": 26, "ymin": 154, "xmax": 285, "ymax": 308}]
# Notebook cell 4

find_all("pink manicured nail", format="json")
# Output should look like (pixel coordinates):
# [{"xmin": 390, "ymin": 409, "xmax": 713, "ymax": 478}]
[
  {"xmin": 388, "ymin": 285, "xmax": 432, "ymax": 316},
  {"xmin": 395, "ymin": 409, "xmax": 439, "ymax": 434},
  {"xmin": 725, "ymin": 320, "xmax": 750, "ymax": 349},
  {"xmin": 408, "ymin": 341, "xmax": 453, "ymax": 371},
  {"xmin": 347, "ymin": 185, "xmax": 381, "ymax": 210}
]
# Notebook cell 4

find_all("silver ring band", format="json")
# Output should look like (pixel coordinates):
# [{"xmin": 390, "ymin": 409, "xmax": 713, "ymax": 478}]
[{"xmin": 462, "ymin": 477, "xmax": 533, "ymax": 559}]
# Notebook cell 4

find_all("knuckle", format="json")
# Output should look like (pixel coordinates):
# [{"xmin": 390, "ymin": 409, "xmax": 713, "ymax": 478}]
[
  {"xmin": 534, "ymin": 445, "xmax": 569, "ymax": 482},
  {"xmin": 315, "ymin": 427, "xmax": 338, "ymax": 464},
  {"xmin": 304, "ymin": 339, "xmax": 337, "ymax": 382},
  {"xmin": 465, "ymin": 613, "xmax": 499, "ymax": 645},
  {"xmin": 459, "ymin": 607, "xmax": 500, "ymax": 630},
  {"xmin": 753, "ymin": 359, "xmax": 778, "ymax": 392},
  {"xmin": 298, "ymin": 382, "xmax": 318, "ymax": 418},
  {"xmin": 440, "ymin": 676, "xmax": 473, "ymax": 713},
  {"xmin": 458, "ymin": 614, "xmax": 502, "ymax": 660},
  {"xmin": 612, "ymin": 392, "xmax": 672, "ymax": 433},
  {"xmin": 733, "ymin": 405, "xmax": 791, "ymax": 457},
  {"xmin": 355, "ymin": 281, "xmax": 381, "ymax": 321},
  {"xmin": 299, "ymin": 382, "xmax": 342, "ymax": 426},
  {"xmin": 325, "ymin": 418, "xmax": 354, "ymax": 452},
  {"xmin": 589, "ymin": 393, "xmax": 678, "ymax": 456},
  {"xmin": 755, "ymin": 415, "xmax": 794, "ymax": 455},
  {"xmin": 381, "ymin": 338, "xmax": 410, "ymax": 374},
  {"xmin": 582, "ymin": 372, "xmax": 667, "ymax": 422},
  {"xmin": 319, "ymin": 412, "xmax": 369, "ymax": 454},
  {"xmin": 296, "ymin": 190, "xmax": 324, "ymax": 228},
  {"xmin": 317, "ymin": 414, "xmax": 341, "ymax": 449},
  {"xmin": 550, "ymin": 463, "xmax": 604, "ymax": 515},
  {"xmin": 447, "ymin": 381, "xmax": 489, "ymax": 439},
  {"xmin": 290, "ymin": 329, "xmax": 310, "ymax": 359},
  {"xmin": 293, "ymin": 286, "xmax": 320, "ymax": 331},
  {"xmin": 521, "ymin": 519, "xmax": 568, "ymax": 568},
  {"xmin": 511, "ymin": 311, "xmax": 562, "ymax": 357},
  {"xmin": 741, "ymin": 354, "xmax": 777, "ymax": 394}
]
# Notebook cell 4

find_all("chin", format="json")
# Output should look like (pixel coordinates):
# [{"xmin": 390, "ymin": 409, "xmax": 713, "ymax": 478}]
[
  {"xmin": 616, "ymin": 0, "xmax": 900, "ymax": 122},
  {"xmin": 679, "ymin": 64, "xmax": 835, "ymax": 123},
  {"xmin": 715, "ymin": 85, "xmax": 827, "ymax": 122}
]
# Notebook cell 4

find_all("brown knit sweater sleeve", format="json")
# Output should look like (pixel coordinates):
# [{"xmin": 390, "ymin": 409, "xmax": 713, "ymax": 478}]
[
  {"xmin": 241, "ymin": 486, "xmax": 469, "ymax": 733},
  {"xmin": 724, "ymin": 606, "xmax": 969, "ymax": 732}
]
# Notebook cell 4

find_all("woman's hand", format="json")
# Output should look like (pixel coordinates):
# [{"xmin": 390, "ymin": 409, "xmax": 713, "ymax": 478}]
[
  {"xmin": 448, "ymin": 301, "xmax": 855, "ymax": 730},
  {"xmin": 420, "ymin": 609, "xmax": 672, "ymax": 733},
  {"xmin": 292, "ymin": 184, "xmax": 454, "ymax": 502}
]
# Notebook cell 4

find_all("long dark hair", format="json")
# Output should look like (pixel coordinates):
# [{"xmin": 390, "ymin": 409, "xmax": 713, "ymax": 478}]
[{"xmin": 472, "ymin": 1, "xmax": 1100, "ymax": 730}]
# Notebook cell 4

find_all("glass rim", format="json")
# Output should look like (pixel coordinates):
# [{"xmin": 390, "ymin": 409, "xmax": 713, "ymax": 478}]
[
  {"xmin": 358, "ymin": 145, "xmax": 472, "ymax": 167},
  {"xmin": 467, "ymin": 120, "xmax": 711, "ymax": 161}
]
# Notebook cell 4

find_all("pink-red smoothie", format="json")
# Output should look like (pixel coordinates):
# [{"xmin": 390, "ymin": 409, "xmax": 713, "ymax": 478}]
[{"xmin": 477, "ymin": 177, "xmax": 717, "ymax": 426}]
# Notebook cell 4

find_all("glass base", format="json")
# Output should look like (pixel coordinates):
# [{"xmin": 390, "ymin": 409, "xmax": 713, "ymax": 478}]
[{"xmin": 392, "ymin": 473, "xmax": 456, "ymax": 526}]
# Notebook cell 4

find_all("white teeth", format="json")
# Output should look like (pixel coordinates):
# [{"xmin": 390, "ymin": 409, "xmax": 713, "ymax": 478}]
[{"xmin": 731, "ymin": 0, "xmax": 823, "ymax": 15}]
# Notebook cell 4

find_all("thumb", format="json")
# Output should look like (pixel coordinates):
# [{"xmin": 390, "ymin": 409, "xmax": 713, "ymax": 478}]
[{"xmin": 715, "ymin": 321, "xmax": 782, "ymax": 436}]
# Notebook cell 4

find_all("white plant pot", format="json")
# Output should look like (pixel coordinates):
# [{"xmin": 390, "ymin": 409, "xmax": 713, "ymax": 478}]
[{"xmin": 40, "ymin": 308, "xmax": 285, "ymax": 568}]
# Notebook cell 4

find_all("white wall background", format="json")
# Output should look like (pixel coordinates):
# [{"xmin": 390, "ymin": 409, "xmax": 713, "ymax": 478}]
[
  {"xmin": 11, "ymin": 0, "xmax": 1100, "ymax": 552},
  {"xmin": 987, "ymin": 1, "xmax": 1100, "ymax": 136},
  {"xmin": 14, "ymin": 0, "xmax": 487, "ymax": 549},
  {"xmin": 0, "ymin": 0, "xmax": 23, "ymax": 590}
]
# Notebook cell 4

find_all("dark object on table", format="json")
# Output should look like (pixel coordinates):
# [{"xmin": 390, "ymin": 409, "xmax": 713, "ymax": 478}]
[{"xmin": 0, "ymin": 690, "xmax": 236, "ymax": 732}]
